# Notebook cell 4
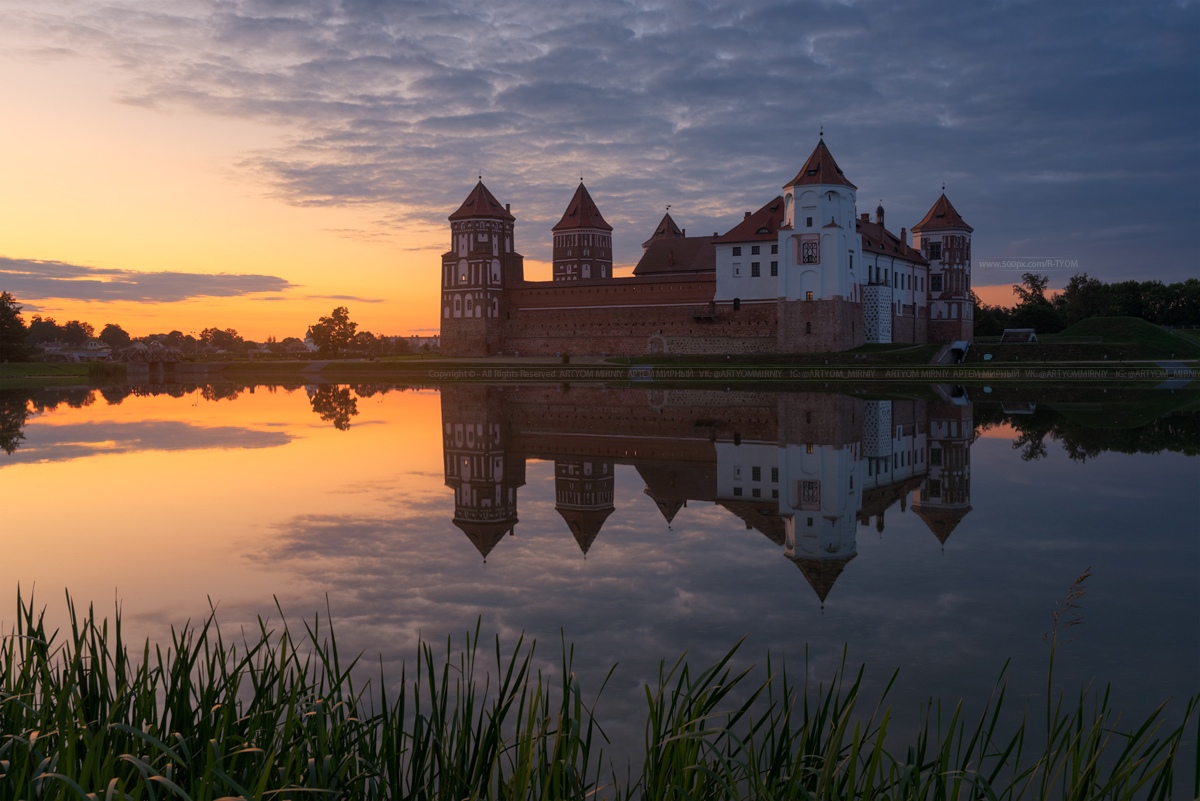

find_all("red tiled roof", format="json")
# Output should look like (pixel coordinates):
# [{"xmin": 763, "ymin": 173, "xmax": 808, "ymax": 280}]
[
  {"xmin": 788, "ymin": 553, "xmax": 857, "ymax": 603},
  {"xmin": 713, "ymin": 196, "xmax": 784, "ymax": 243},
  {"xmin": 557, "ymin": 507, "xmax": 615, "ymax": 554},
  {"xmin": 552, "ymin": 182, "xmax": 612, "ymax": 232},
  {"xmin": 453, "ymin": 518, "xmax": 514, "ymax": 558},
  {"xmin": 633, "ymin": 236, "xmax": 716, "ymax": 276},
  {"xmin": 785, "ymin": 139, "xmax": 857, "ymax": 190},
  {"xmin": 856, "ymin": 218, "xmax": 927, "ymax": 264},
  {"xmin": 449, "ymin": 181, "xmax": 515, "ymax": 222},
  {"xmin": 642, "ymin": 212, "xmax": 684, "ymax": 249},
  {"xmin": 911, "ymin": 503, "xmax": 973, "ymax": 544},
  {"xmin": 911, "ymin": 194, "xmax": 973, "ymax": 233}
]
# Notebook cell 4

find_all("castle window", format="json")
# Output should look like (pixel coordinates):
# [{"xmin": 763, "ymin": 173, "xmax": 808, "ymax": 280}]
[
  {"xmin": 805, "ymin": 291, "xmax": 813, "ymax": 302},
  {"xmin": 770, "ymin": 261, "xmax": 778, "ymax": 276},
  {"xmin": 732, "ymin": 246, "xmax": 742, "ymax": 256},
  {"xmin": 733, "ymin": 298, "xmax": 742, "ymax": 311},
  {"xmin": 805, "ymin": 321, "xmax": 812, "ymax": 333},
  {"xmin": 752, "ymin": 466, "xmax": 761, "ymax": 482},
  {"xmin": 771, "ymin": 468, "xmax": 778, "ymax": 483},
  {"xmin": 751, "ymin": 262, "xmax": 760, "ymax": 277},
  {"xmin": 751, "ymin": 245, "xmax": 760, "ymax": 255},
  {"xmin": 752, "ymin": 488, "xmax": 761, "ymax": 498},
  {"xmin": 801, "ymin": 237, "xmax": 819, "ymax": 264},
  {"xmin": 733, "ymin": 487, "xmax": 743, "ymax": 497},
  {"xmin": 733, "ymin": 263, "xmax": 741, "ymax": 277},
  {"xmin": 928, "ymin": 480, "xmax": 942, "ymax": 497},
  {"xmin": 930, "ymin": 275, "xmax": 943, "ymax": 292},
  {"xmin": 806, "ymin": 216, "xmax": 813, "ymax": 228},
  {"xmin": 771, "ymin": 244, "xmax": 778, "ymax": 254},
  {"xmin": 928, "ymin": 242, "xmax": 942, "ymax": 260}
]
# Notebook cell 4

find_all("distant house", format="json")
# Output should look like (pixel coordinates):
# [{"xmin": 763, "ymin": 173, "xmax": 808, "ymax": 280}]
[{"xmin": 38, "ymin": 339, "xmax": 113, "ymax": 362}]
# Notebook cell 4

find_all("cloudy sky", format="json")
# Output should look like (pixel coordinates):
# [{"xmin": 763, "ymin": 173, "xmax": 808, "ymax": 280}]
[{"xmin": 1, "ymin": 0, "xmax": 1196, "ymax": 338}]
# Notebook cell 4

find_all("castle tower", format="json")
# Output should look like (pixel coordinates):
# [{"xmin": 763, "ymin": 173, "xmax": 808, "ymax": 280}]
[
  {"xmin": 552, "ymin": 183, "xmax": 613, "ymax": 281},
  {"xmin": 912, "ymin": 388, "xmax": 973, "ymax": 545},
  {"xmin": 777, "ymin": 140, "xmax": 865, "ymax": 352},
  {"xmin": 554, "ymin": 458, "xmax": 616, "ymax": 554},
  {"xmin": 642, "ymin": 211, "xmax": 684, "ymax": 250},
  {"xmin": 912, "ymin": 194, "xmax": 973, "ymax": 343},
  {"xmin": 780, "ymin": 439, "xmax": 863, "ymax": 605},
  {"xmin": 441, "ymin": 386, "xmax": 526, "ymax": 560},
  {"xmin": 441, "ymin": 181, "xmax": 524, "ymax": 356}
]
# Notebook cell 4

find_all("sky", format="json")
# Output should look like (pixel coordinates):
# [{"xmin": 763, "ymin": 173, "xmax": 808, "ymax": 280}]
[{"xmin": 0, "ymin": 0, "xmax": 1196, "ymax": 340}]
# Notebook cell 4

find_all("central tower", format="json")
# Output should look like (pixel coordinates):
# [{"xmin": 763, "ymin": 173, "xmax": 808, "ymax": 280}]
[
  {"xmin": 552, "ymin": 182, "xmax": 613, "ymax": 281},
  {"xmin": 441, "ymin": 181, "xmax": 524, "ymax": 356}
]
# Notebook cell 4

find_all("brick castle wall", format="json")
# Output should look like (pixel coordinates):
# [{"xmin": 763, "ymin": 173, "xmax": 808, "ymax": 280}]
[{"xmin": 775, "ymin": 299, "xmax": 864, "ymax": 353}]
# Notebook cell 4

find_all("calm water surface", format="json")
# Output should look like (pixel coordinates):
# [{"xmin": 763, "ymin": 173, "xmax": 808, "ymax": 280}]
[{"xmin": 2, "ymin": 381, "xmax": 1196, "ymax": 762}]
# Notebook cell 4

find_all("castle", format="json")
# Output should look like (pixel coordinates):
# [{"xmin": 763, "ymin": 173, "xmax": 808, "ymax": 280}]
[
  {"xmin": 440, "ymin": 139, "xmax": 974, "ymax": 357},
  {"xmin": 440, "ymin": 384, "xmax": 974, "ymax": 605}
]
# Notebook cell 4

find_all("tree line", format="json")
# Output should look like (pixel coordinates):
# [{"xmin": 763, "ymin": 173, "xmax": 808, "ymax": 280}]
[
  {"xmin": 0, "ymin": 294, "xmax": 425, "ymax": 362},
  {"xmin": 973, "ymin": 274, "xmax": 1200, "ymax": 336}
]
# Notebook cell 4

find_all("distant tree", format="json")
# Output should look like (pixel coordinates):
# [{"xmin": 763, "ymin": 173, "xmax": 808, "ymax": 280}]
[
  {"xmin": 308, "ymin": 385, "xmax": 358, "ymax": 430},
  {"xmin": 0, "ymin": 388, "xmax": 29, "ymax": 453},
  {"xmin": 61, "ymin": 320, "xmax": 95, "ymax": 345},
  {"xmin": 0, "ymin": 292, "xmax": 33, "ymax": 362},
  {"xmin": 1011, "ymin": 272, "xmax": 1063, "ymax": 333},
  {"xmin": 200, "ymin": 327, "xmax": 243, "ymax": 351},
  {"xmin": 26, "ymin": 315, "xmax": 62, "ymax": 344},
  {"xmin": 1056, "ymin": 273, "xmax": 1112, "ymax": 328},
  {"xmin": 308, "ymin": 307, "xmax": 358, "ymax": 357},
  {"xmin": 353, "ymin": 330, "xmax": 380, "ymax": 357},
  {"xmin": 98, "ymin": 323, "xmax": 132, "ymax": 350},
  {"xmin": 971, "ymin": 290, "xmax": 1011, "ymax": 337}
]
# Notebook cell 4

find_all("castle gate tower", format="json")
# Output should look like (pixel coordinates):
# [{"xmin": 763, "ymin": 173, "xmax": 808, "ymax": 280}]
[
  {"xmin": 552, "ymin": 182, "xmax": 613, "ymax": 281},
  {"xmin": 912, "ymin": 194, "xmax": 973, "ymax": 343},
  {"xmin": 441, "ymin": 181, "xmax": 524, "ymax": 356}
]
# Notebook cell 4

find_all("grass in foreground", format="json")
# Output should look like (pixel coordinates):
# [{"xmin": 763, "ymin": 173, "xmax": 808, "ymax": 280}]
[{"xmin": 1, "ymin": 588, "xmax": 1195, "ymax": 800}]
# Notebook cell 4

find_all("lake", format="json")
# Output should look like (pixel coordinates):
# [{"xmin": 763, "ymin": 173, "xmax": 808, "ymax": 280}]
[{"xmin": 1, "ymin": 379, "xmax": 1196, "ymax": 768}]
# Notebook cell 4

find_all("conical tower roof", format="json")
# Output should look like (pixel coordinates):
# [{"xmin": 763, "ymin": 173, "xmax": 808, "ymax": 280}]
[
  {"xmin": 911, "ymin": 503, "xmax": 973, "ymax": 544},
  {"xmin": 552, "ymin": 182, "xmax": 612, "ymax": 232},
  {"xmin": 787, "ymin": 553, "xmax": 857, "ymax": 603},
  {"xmin": 557, "ymin": 506, "xmax": 615, "ymax": 554},
  {"xmin": 785, "ymin": 139, "xmax": 857, "ymax": 190},
  {"xmin": 642, "ymin": 211, "xmax": 684, "ymax": 249},
  {"xmin": 449, "ymin": 181, "xmax": 515, "ymax": 221},
  {"xmin": 912, "ymin": 194, "xmax": 973, "ymax": 233},
  {"xmin": 453, "ymin": 518, "xmax": 514, "ymax": 559}
]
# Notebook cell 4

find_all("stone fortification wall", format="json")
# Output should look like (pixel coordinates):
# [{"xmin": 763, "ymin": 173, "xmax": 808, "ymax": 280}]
[
  {"xmin": 891, "ymin": 309, "xmax": 928, "ymax": 344},
  {"xmin": 776, "ymin": 392, "xmax": 864, "ymax": 449},
  {"xmin": 928, "ymin": 317, "xmax": 973, "ymax": 344},
  {"xmin": 775, "ymin": 299, "xmax": 864, "ymax": 353},
  {"xmin": 503, "ymin": 278, "xmax": 778, "ymax": 355}
]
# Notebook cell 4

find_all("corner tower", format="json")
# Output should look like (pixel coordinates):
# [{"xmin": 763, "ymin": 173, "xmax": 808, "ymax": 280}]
[
  {"xmin": 912, "ymin": 194, "xmax": 973, "ymax": 343},
  {"xmin": 552, "ymin": 182, "xmax": 613, "ymax": 281},
  {"xmin": 441, "ymin": 181, "xmax": 524, "ymax": 357},
  {"xmin": 777, "ymin": 140, "xmax": 864, "ymax": 352}
]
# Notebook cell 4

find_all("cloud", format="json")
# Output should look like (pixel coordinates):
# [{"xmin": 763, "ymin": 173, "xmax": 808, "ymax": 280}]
[
  {"xmin": 3, "ymin": 0, "xmax": 1197, "ymax": 283},
  {"xmin": 1, "ymin": 419, "xmax": 291, "ymax": 467},
  {"xmin": 0, "ymin": 256, "xmax": 295, "ymax": 303}
]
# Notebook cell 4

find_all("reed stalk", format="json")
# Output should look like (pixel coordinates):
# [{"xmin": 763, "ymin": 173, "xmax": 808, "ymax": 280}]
[{"xmin": 1, "ymin": 587, "xmax": 1193, "ymax": 800}]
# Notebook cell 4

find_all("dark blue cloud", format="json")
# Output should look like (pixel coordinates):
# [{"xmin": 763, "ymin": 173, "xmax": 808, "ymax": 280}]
[
  {"xmin": 0, "ymin": 257, "xmax": 295, "ymax": 302},
  {"xmin": 7, "ymin": 0, "xmax": 1198, "ymax": 285}
]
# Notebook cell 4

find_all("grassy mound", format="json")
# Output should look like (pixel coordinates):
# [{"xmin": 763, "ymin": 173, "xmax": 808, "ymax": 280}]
[
  {"xmin": 1053, "ymin": 317, "xmax": 1200, "ymax": 357},
  {"xmin": 1, "ymin": 590, "xmax": 1194, "ymax": 800}
]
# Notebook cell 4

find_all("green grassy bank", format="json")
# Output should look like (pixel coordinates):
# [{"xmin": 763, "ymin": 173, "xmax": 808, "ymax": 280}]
[{"xmin": 1, "ymin": 592, "xmax": 1194, "ymax": 800}]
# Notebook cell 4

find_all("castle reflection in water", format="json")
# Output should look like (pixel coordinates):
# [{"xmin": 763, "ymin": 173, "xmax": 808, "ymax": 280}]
[{"xmin": 442, "ymin": 385, "xmax": 973, "ymax": 603}]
